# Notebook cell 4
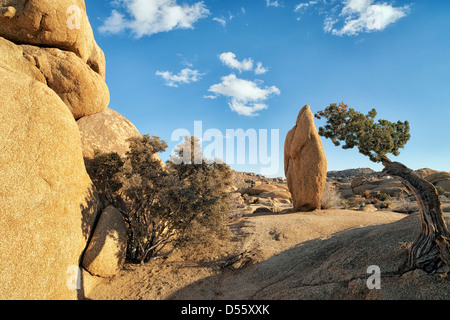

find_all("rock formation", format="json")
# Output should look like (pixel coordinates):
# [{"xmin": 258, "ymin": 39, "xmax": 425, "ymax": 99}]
[
  {"xmin": 0, "ymin": 41, "xmax": 101, "ymax": 299},
  {"xmin": 77, "ymin": 108, "xmax": 144, "ymax": 159},
  {"xmin": 21, "ymin": 45, "xmax": 109, "ymax": 119},
  {"xmin": 77, "ymin": 108, "xmax": 165, "ymax": 173},
  {"xmin": 284, "ymin": 105, "xmax": 327, "ymax": 211},
  {"xmin": 0, "ymin": 1, "xmax": 122, "ymax": 299},
  {"xmin": 0, "ymin": 0, "xmax": 106, "ymax": 76},
  {"xmin": 82, "ymin": 206, "xmax": 127, "ymax": 278}
]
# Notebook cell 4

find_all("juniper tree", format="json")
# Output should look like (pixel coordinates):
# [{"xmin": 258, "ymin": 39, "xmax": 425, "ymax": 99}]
[{"xmin": 315, "ymin": 102, "xmax": 450, "ymax": 273}]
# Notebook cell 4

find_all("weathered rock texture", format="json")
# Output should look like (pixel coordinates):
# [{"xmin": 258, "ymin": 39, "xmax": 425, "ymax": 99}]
[
  {"xmin": 77, "ymin": 108, "xmax": 143, "ymax": 159},
  {"xmin": 0, "ymin": 0, "xmax": 109, "ymax": 299},
  {"xmin": 351, "ymin": 176, "xmax": 406, "ymax": 196},
  {"xmin": 0, "ymin": 0, "xmax": 109, "ymax": 120},
  {"xmin": 284, "ymin": 105, "xmax": 327, "ymax": 211},
  {"xmin": 22, "ymin": 45, "xmax": 109, "ymax": 119},
  {"xmin": 82, "ymin": 206, "xmax": 127, "ymax": 278},
  {"xmin": 0, "ymin": 0, "xmax": 106, "ymax": 77},
  {"xmin": 0, "ymin": 51, "xmax": 100, "ymax": 299}
]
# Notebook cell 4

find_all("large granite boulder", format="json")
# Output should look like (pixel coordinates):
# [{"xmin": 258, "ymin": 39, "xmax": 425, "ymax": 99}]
[
  {"xmin": 0, "ymin": 0, "xmax": 106, "ymax": 76},
  {"xmin": 0, "ymin": 0, "xmax": 109, "ymax": 299},
  {"xmin": 77, "ymin": 108, "xmax": 143, "ymax": 159},
  {"xmin": 424, "ymin": 171, "xmax": 450, "ymax": 192},
  {"xmin": 22, "ymin": 45, "xmax": 109, "ymax": 119},
  {"xmin": 0, "ymin": 53, "xmax": 100, "ymax": 299},
  {"xmin": 284, "ymin": 105, "xmax": 327, "ymax": 212}
]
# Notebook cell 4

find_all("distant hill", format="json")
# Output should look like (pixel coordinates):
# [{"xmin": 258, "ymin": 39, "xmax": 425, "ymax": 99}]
[{"xmin": 327, "ymin": 168, "xmax": 378, "ymax": 181}]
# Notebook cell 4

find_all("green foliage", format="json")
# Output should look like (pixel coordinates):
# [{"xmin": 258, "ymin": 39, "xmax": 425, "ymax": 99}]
[
  {"xmin": 85, "ymin": 149, "xmax": 124, "ymax": 204},
  {"xmin": 89, "ymin": 134, "xmax": 232, "ymax": 263},
  {"xmin": 315, "ymin": 102, "xmax": 410, "ymax": 162},
  {"xmin": 167, "ymin": 136, "xmax": 232, "ymax": 247}
]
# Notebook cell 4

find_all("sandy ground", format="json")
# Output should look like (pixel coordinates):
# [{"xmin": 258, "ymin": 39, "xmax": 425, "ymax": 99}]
[{"xmin": 87, "ymin": 209, "xmax": 408, "ymax": 300}]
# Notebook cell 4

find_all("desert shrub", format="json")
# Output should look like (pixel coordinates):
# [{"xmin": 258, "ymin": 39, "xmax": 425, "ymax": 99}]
[
  {"xmin": 393, "ymin": 193, "xmax": 419, "ymax": 214},
  {"xmin": 342, "ymin": 198, "xmax": 360, "ymax": 209},
  {"xmin": 85, "ymin": 149, "xmax": 124, "ymax": 204},
  {"xmin": 374, "ymin": 192, "xmax": 391, "ymax": 202},
  {"xmin": 89, "ymin": 134, "xmax": 232, "ymax": 263},
  {"xmin": 321, "ymin": 182, "xmax": 343, "ymax": 209}
]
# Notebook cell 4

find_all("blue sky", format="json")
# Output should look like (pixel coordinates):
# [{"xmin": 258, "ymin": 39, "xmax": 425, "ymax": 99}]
[{"xmin": 85, "ymin": 0, "xmax": 450, "ymax": 177}]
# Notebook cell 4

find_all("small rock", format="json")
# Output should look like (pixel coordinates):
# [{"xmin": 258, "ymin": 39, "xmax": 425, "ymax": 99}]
[
  {"xmin": 82, "ymin": 206, "xmax": 127, "ymax": 278},
  {"xmin": 253, "ymin": 207, "xmax": 273, "ymax": 214}
]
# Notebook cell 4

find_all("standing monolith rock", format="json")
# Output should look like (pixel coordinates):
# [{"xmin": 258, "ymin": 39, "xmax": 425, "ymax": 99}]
[{"xmin": 284, "ymin": 105, "xmax": 327, "ymax": 211}]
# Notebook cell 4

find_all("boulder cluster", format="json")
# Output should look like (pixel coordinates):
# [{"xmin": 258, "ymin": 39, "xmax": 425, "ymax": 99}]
[
  {"xmin": 229, "ymin": 179, "xmax": 293, "ymax": 218},
  {"xmin": 0, "ymin": 1, "xmax": 136, "ymax": 299},
  {"xmin": 329, "ymin": 168, "xmax": 450, "ymax": 203}
]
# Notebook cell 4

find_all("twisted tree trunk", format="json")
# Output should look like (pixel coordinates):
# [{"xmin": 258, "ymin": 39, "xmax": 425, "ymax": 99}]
[{"xmin": 380, "ymin": 155, "xmax": 450, "ymax": 273}]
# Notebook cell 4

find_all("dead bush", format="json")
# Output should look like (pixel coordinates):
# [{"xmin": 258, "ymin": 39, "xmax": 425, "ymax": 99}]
[{"xmin": 321, "ymin": 182, "xmax": 343, "ymax": 209}]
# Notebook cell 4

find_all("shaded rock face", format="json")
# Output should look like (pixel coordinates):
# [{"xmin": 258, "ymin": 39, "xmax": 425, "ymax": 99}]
[
  {"xmin": 350, "ymin": 176, "xmax": 406, "ymax": 197},
  {"xmin": 284, "ymin": 105, "xmax": 327, "ymax": 212},
  {"xmin": 82, "ymin": 206, "xmax": 127, "ymax": 278}
]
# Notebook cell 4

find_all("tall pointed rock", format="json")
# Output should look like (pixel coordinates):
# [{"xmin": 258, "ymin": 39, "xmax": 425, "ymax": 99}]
[{"xmin": 284, "ymin": 105, "xmax": 327, "ymax": 211}]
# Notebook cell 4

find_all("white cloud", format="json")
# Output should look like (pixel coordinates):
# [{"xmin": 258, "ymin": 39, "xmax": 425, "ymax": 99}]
[
  {"xmin": 255, "ymin": 62, "xmax": 269, "ymax": 75},
  {"xmin": 213, "ymin": 11, "xmax": 235, "ymax": 28},
  {"xmin": 156, "ymin": 68, "xmax": 204, "ymax": 87},
  {"xmin": 341, "ymin": 0, "xmax": 372, "ymax": 14},
  {"xmin": 328, "ymin": 0, "xmax": 410, "ymax": 36},
  {"xmin": 98, "ymin": 9, "xmax": 126, "ymax": 34},
  {"xmin": 219, "ymin": 52, "xmax": 254, "ymax": 73},
  {"xmin": 323, "ymin": 16, "xmax": 337, "ymax": 33},
  {"xmin": 177, "ymin": 53, "xmax": 194, "ymax": 67},
  {"xmin": 266, "ymin": 0, "xmax": 281, "ymax": 8},
  {"xmin": 294, "ymin": 1, "xmax": 318, "ymax": 12},
  {"xmin": 213, "ymin": 17, "xmax": 227, "ymax": 27},
  {"xmin": 229, "ymin": 101, "xmax": 269, "ymax": 117},
  {"xmin": 100, "ymin": 0, "xmax": 210, "ymax": 37},
  {"xmin": 207, "ymin": 74, "xmax": 280, "ymax": 116}
]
